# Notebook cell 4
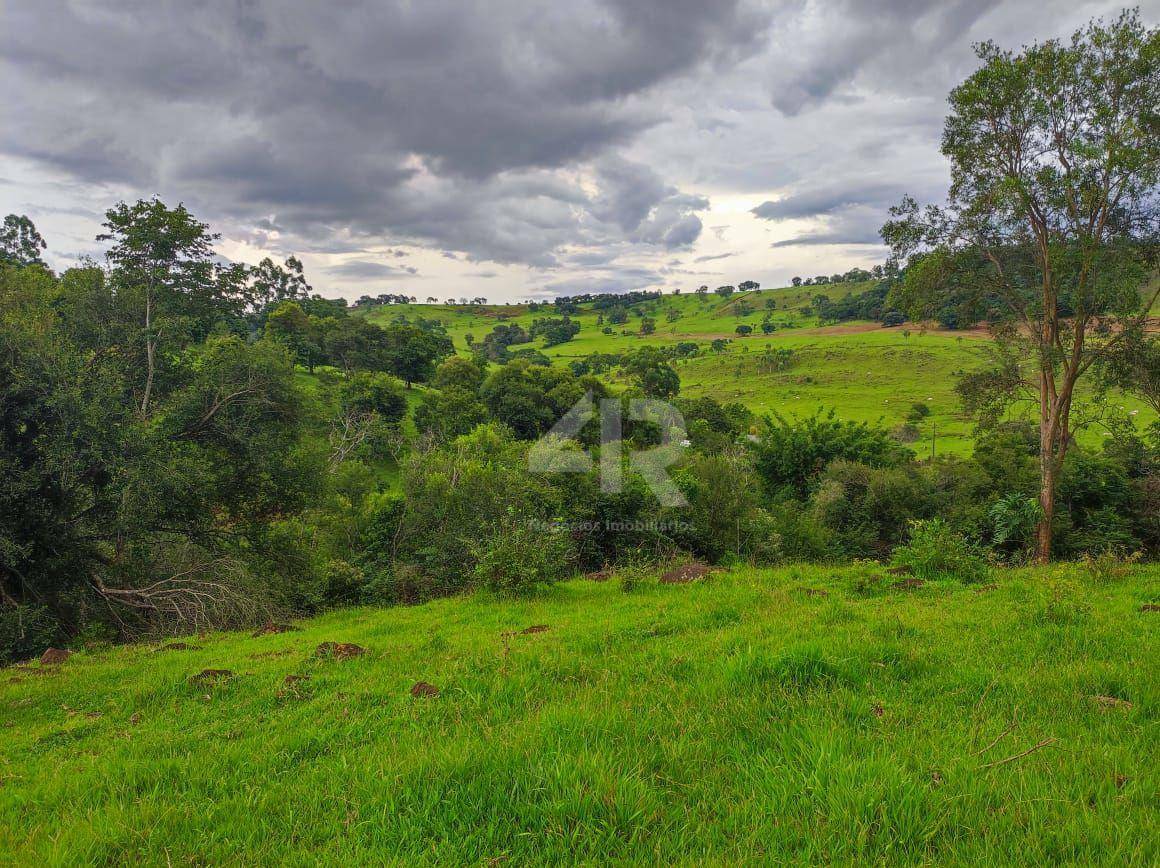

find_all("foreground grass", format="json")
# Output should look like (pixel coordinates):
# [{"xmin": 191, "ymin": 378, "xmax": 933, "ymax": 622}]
[{"xmin": 2, "ymin": 564, "xmax": 1157, "ymax": 864}]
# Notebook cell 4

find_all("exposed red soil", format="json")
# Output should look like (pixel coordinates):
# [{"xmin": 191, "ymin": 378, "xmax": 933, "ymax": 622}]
[
  {"xmin": 410, "ymin": 681, "xmax": 440, "ymax": 698},
  {"xmin": 39, "ymin": 648, "xmax": 71, "ymax": 666},
  {"xmin": 315, "ymin": 642, "xmax": 366, "ymax": 660},
  {"xmin": 154, "ymin": 642, "xmax": 202, "ymax": 652},
  {"xmin": 660, "ymin": 563, "xmax": 714, "ymax": 584}
]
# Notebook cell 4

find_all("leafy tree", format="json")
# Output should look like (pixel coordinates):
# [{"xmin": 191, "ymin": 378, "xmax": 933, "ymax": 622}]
[
  {"xmin": 623, "ymin": 347, "xmax": 680, "ymax": 399},
  {"xmin": 715, "ymin": 285, "xmax": 735, "ymax": 297},
  {"xmin": 248, "ymin": 256, "xmax": 311, "ymax": 309},
  {"xmin": 639, "ymin": 316, "xmax": 656, "ymax": 336},
  {"xmin": 99, "ymin": 199, "xmax": 238, "ymax": 415},
  {"xmin": 432, "ymin": 355, "xmax": 485, "ymax": 392},
  {"xmin": 0, "ymin": 214, "xmax": 47, "ymax": 267},
  {"xmin": 882, "ymin": 11, "xmax": 1159, "ymax": 561},
  {"xmin": 735, "ymin": 324, "xmax": 753, "ymax": 336},
  {"xmin": 380, "ymin": 324, "xmax": 452, "ymax": 386},
  {"xmin": 529, "ymin": 316, "xmax": 581, "ymax": 346},
  {"xmin": 265, "ymin": 301, "xmax": 323, "ymax": 370},
  {"xmin": 414, "ymin": 387, "xmax": 489, "ymax": 443},
  {"xmin": 791, "ymin": 276, "xmax": 802, "ymax": 287}
]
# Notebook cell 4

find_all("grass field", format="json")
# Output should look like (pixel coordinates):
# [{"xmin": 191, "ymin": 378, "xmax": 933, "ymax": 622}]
[{"xmin": 3, "ymin": 563, "xmax": 1157, "ymax": 864}]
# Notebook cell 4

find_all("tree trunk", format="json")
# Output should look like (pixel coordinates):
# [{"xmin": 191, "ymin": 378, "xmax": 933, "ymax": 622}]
[
  {"xmin": 1036, "ymin": 453, "xmax": 1055, "ymax": 564},
  {"xmin": 140, "ymin": 291, "xmax": 155, "ymax": 416}
]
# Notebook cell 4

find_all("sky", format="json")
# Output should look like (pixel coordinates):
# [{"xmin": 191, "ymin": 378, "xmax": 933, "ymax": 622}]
[{"xmin": 2, "ymin": 0, "xmax": 1154, "ymax": 303}]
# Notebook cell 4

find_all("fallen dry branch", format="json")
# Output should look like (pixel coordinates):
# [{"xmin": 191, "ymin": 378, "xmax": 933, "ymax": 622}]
[{"xmin": 979, "ymin": 738, "xmax": 1057, "ymax": 770}]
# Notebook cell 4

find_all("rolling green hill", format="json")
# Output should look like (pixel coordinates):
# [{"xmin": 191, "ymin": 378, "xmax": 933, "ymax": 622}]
[
  {"xmin": 361, "ymin": 284, "xmax": 1156, "ymax": 456},
  {"xmin": 2, "ymin": 562, "xmax": 1156, "ymax": 864}
]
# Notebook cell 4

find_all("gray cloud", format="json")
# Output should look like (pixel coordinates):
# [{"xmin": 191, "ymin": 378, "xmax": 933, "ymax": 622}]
[
  {"xmin": 0, "ymin": 0, "xmax": 757, "ymax": 269},
  {"xmin": 327, "ymin": 260, "xmax": 419, "ymax": 279}
]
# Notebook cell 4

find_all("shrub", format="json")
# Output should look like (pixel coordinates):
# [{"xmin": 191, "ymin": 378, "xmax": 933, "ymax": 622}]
[
  {"xmin": 891, "ymin": 518, "xmax": 990, "ymax": 583},
  {"xmin": 1029, "ymin": 569, "xmax": 1092, "ymax": 626},
  {"xmin": 470, "ymin": 518, "xmax": 571, "ymax": 595},
  {"xmin": 751, "ymin": 410, "xmax": 911, "ymax": 500}
]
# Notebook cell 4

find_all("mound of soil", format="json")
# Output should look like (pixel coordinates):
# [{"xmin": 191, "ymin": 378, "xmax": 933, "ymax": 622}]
[
  {"xmin": 660, "ymin": 563, "xmax": 713, "ymax": 584},
  {"xmin": 252, "ymin": 621, "xmax": 299, "ymax": 637},
  {"xmin": 520, "ymin": 624, "xmax": 550, "ymax": 635},
  {"xmin": 802, "ymin": 587, "xmax": 830, "ymax": 598},
  {"xmin": 154, "ymin": 642, "xmax": 202, "ymax": 652},
  {"xmin": 892, "ymin": 578, "xmax": 926, "ymax": 591},
  {"xmin": 315, "ymin": 642, "xmax": 366, "ymax": 660},
  {"xmin": 278, "ymin": 674, "xmax": 311, "ymax": 698},
  {"xmin": 886, "ymin": 565, "xmax": 911, "ymax": 576},
  {"xmin": 410, "ymin": 681, "xmax": 439, "ymax": 698},
  {"xmin": 190, "ymin": 668, "xmax": 234, "ymax": 683},
  {"xmin": 585, "ymin": 569, "xmax": 613, "ymax": 582},
  {"xmin": 39, "ymin": 648, "xmax": 71, "ymax": 666},
  {"xmin": 1140, "ymin": 603, "xmax": 1159, "ymax": 612}
]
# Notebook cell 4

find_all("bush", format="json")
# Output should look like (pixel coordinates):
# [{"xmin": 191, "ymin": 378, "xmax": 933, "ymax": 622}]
[
  {"xmin": 470, "ymin": 518, "xmax": 572, "ymax": 595},
  {"xmin": 891, "ymin": 518, "xmax": 990, "ymax": 583},
  {"xmin": 752, "ymin": 410, "xmax": 911, "ymax": 500}
]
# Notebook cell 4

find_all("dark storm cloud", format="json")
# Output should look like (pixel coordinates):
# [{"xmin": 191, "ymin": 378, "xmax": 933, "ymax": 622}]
[{"xmin": 0, "ymin": 0, "xmax": 761, "ymax": 266}]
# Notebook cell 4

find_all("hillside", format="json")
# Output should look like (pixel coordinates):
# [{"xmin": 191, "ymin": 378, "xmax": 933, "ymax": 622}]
[
  {"xmin": 362, "ymin": 284, "xmax": 1156, "ymax": 456},
  {"xmin": 2, "ymin": 563, "xmax": 1156, "ymax": 863}
]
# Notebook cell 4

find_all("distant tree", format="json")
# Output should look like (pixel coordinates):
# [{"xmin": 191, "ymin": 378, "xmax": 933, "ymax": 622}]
[
  {"xmin": 607, "ymin": 306, "xmax": 629, "ymax": 325},
  {"xmin": 0, "ymin": 214, "xmax": 47, "ymax": 267},
  {"xmin": 791, "ymin": 276, "xmax": 802, "ymax": 287},
  {"xmin": 735, "ymin": 324, "xmax": 753, "ymax": 336},
  {"xmin": 739, "ymin": 280, "xmax": 760, "ymax": 292},
  {"xmin": 711, "ymin": 338, "xmax": 728, "ymax": 353},
  {"xmin": 761, "ymin": 320, "xmax": 775, "ymax": 334},
  {"xmin": 715, "ymin": 285, "xmax": 735, "ymax": 297},
  {"xmin": 639, "ymin": 316, "xmax": 656, "ymax": 336},
  {"xmin": 695, "ymin": 285, "xmax": 709, "ymax": 295}
]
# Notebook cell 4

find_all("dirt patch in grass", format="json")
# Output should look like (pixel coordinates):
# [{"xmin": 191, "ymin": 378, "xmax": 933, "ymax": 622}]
[
  {"xmin": 520, "ymin": 624, "xmax": 549, "ymax": 635},
  {"xmin": 315, "ymin": 642, "xmax": 366, "ymax": 660},
  {"xmin": 1091, "ymin": 694, "xmax": 1133, "ymax": 710},
  {"xmin": 252, "ymin": 621, "xmax": 299, "ymax": 637},
  {"xmin": 410, "ymin": 681, "xmax": 439, "ymax": 698},
  {"xmin": 154, "ymin": 642, "xmax": 202, "ymax": 652},
  {"xmin": 190, "ymin": 669, "xmax": 234, "ymax": 684},
  {"xmin": 893, "ymin": 578, "xmax": 926, "ymax": 591},
  {"xmin": 801, "ymin": 587, "xmax": 830, "ymax": 598},
  {"xmin": 660, "ymin": 563, "xmax": 714, "ymax": 584},
  {"xmin": 1140, "ymin": 603, "xmax": 1159, "ymax": 612},
  {"xmin": 39, "ymin": 649, "xmax": 71, "ymax": 666},
  {"xmin": 585, "ymin": 569, "xmax": 613, "ymax": 582}
]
